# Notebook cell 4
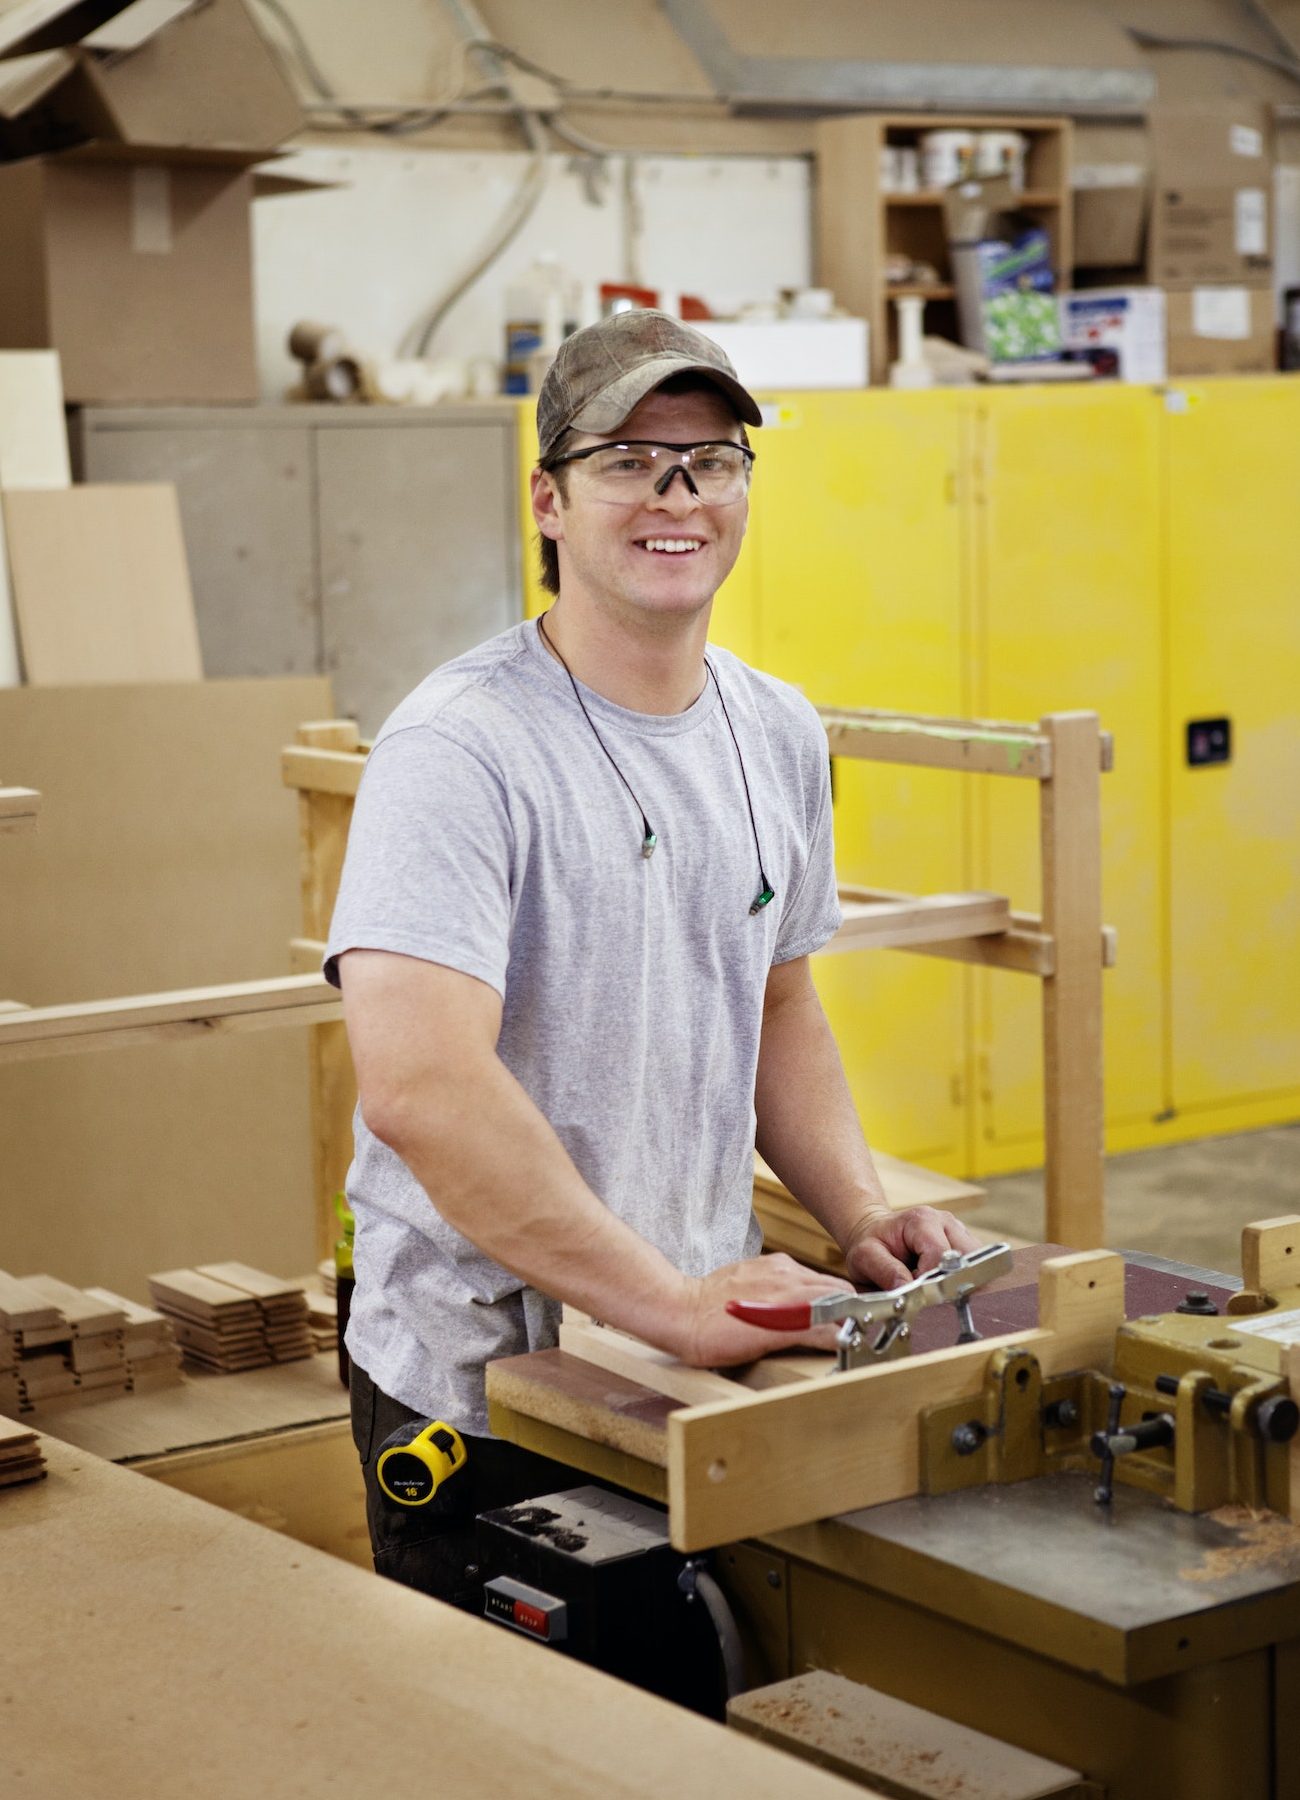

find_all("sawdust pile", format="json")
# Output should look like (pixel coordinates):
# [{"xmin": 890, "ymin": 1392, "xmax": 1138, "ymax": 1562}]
[{"xmin": 1180, "ymin": 1505, "xmax": 1300, "ymax": 1583}]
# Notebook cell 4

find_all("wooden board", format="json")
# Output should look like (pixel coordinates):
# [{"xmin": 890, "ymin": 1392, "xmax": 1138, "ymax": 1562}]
[
  {"xmin": 0, "ymin": 787, "xmax": 40, "ymax": 832},
  {"xmin": 0, "ymin": 351, "xmax": 71, "ymax": 489},
  {"xmin": 0, "ymin": 975, "xmax": 342, "ymax": 1062},
  {"xmin": 822, "ymin": 890, "xmax": 1011, "ymax": 956},
  {"xmin": 729, "ymin": 1670, "xmax": 1087, "ymax": 1799},
  {"xmin": 24, "ymin": 1351, "xmax": 349, "ymax": 1463},
  {"xmin": 0, "ymin": 1436, "xmax": 867, "ymax": 1800},
  {"xmin": 666, "ymin": 1252, "xmax": 1127, "ymax": 1550},
  {"xmin": 0, "ymin": 676, "xmax": 332, "ymax": 1297},
  {"xmin": 3, "ymin": 484, "xmax": 203, "ymax": 684},
  {"xmin": 753, "ymin": 1151, "xmax": 983, "ymax": 1275},
  {"xmin": 0, "ymin": 348, "xmax": 70, "ymax": 687}
]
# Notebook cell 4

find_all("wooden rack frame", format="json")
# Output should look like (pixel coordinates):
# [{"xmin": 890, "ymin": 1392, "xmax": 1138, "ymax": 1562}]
[
  {"xmin": 284, "ymin": 707, "xmax": 1112, "ymax": 1256},
  {"xmin": 0, "ymin": 774, "xmax": 341, "ymax": 1066}
]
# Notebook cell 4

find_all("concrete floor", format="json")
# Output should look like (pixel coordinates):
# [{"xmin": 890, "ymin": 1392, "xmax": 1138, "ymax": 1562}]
[{"xmin": 975, "ymin": 1123, "xmax": 1300, "ymax": 1279}]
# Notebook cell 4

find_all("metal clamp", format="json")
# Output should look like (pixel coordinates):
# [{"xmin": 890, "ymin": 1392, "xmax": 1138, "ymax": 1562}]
[{"xmin": 728, "ymin": 1242, "xmax": 1013, "ymax": 1370}]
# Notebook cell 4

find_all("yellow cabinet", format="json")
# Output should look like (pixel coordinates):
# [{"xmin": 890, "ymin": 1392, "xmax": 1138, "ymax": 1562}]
[
  {"xmin": 1164, "ymin": 380, "xmax": 1300, "ymax": 1126},
  {"xmin": 970, "ymin": 386, "xmax": 1165, "ymax": 1173},
  {"xmin": 748, "ymin": 392, "xmax": 970, "ymax": 1171}
]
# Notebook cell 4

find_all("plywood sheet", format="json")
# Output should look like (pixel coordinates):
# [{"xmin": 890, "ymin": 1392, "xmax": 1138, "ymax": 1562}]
[
  {"xmin": 27, "ymin": 1351, "xmax": 348, "ymax": 1461},
  {"xmin": 1, "ymin": 1435, "xmax": 864, "ymax": 1799},
  {"xmin": 3, "ymin": 483, "xmax": 203, "ymax": 684},
  {"xmin": 0, "ymin": 348, "xmax": 70, "ymax": 687},
  {"xmin": 0, "ymin": 676, "xmax": 332, "ymax": 1297}
]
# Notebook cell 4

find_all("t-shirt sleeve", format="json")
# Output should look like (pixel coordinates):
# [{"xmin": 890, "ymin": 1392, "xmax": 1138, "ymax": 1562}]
[
  {"xmin": 773, "ymin": 742, "xmax": 842, "ymax": 965},
  {"xmin": 323, "ymin": 724, "xmax": 513, "ymax": 997}
]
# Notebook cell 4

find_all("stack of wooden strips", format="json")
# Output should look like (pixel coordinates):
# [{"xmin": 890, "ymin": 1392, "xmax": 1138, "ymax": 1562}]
[
  {"xmin": 24, "ymin": 1276, "xmax": 129, "ymax": 1405},
  {"xmin": 84, "ymin": 1289, "xmax": 184, "ymax": 1392},
  {"xmin": 0, "ymin": 1416, "xmax": 45, "ymax": 1489},
  {"xmin": 316, "ymin": 1257, "xmax": 337, "ymax": 1300},
  {"xmin": 148, "ymin": 1264, "xmax": 314, "ymax": 1371},
  {"xmin": 0, "ymin": 1268, "xmax": 151, "ymax": 1413},
  {"xmin": 300, "ymin": 1270, "xmax": 338, "ymax": 1355}
]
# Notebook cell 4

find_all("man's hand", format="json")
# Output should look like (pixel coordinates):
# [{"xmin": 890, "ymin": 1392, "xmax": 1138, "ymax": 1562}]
[
  {"xmin": 674, "ymin": 1253, "xmax": 856, "ymax": 1368},
  {"xmin": 842, "ymin": 1207, "xmax": 983, "ymax": 1291}
]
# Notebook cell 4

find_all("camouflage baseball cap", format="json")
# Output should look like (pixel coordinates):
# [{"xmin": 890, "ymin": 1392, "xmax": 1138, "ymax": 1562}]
[{"xmin": 536, "ymin": 309, "xmax": 762, "ymax": 462}]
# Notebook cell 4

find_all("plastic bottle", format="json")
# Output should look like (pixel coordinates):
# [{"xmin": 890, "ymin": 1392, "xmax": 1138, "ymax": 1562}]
[
  {"xmin": 334, "ymin": 1191, "xmax": 355, "ymax": 1390},
  {"xmin": 503, "ymin": 254, "xmax": 580, "ymax": 395}
]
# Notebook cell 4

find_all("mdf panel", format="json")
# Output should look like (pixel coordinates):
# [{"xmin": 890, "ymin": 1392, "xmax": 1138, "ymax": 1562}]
[
  {"xmin": 317, "ymin": 419, "xmax": 518, "ymax": 733},
  {"xmin": 973, "ymin": 386, "xmax": 1163, "ymax": 1174},
  {"xmin": 1164, "ymin": 379, "xmax": 1300, "ymax": 1117},
  {"xmin": 76, "ymin": 417, "xmax": 319, "ymax": 680},
  {"xmin": 0, "ymin": 677, "xmax": 331, "ymax": 1299},
  {"xmin": 754, "ymin": 391, "xmax": 970, "ymax": 1171}
]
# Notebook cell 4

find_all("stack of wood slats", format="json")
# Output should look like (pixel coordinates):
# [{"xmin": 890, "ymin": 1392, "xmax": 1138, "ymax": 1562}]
[
  {"xmin": 0, "ymin": 1416, "xmax": 45, "ymax": 1488},
  {"xmin": 84, "ymin": 1289, "xmax": 184, "ymax": 1392},
  {"xmin": 148, "ymin": 1264, "xmax": 314, "ymax": 1371},
  {"xmin": 0, "ymin": 1269, "xmax": 78, "ymax": 1412},
  {"xmin": 299, "ymin": 1272, "xmax": 338, "ymax": 1355},
  {"xmin": 23, "ymin": 1276, "xmax": 129, "ymax": 1404}
]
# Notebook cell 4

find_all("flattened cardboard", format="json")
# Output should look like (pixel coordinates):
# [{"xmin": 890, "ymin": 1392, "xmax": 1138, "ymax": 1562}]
[
  {"xmin": 1149, "ymin": 101, "xmax": 1274, "ymax": 289},
  {"xmin": 1166, "ymin": 283, "xmax": 1276, "ymax": 376},
  {"xmin": 2, "ymin": 483, "xmax": 202, "ymax": 683},
  {"xmin": 0, "ymin": 155, "xmax": 258, "ymax": 403}
]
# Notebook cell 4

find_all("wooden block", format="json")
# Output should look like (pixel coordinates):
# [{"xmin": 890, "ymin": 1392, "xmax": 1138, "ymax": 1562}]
[
  {"xmin": 69, "ymin": 1334, "xmax": 127, "ymax": 1374},
  {"xmin": 195, "ymin": 1262, "xmax": 306, "ymax": 1304},
  {"xmin": 2, "ymin": 484, "xmax": 203, "ymax": 685},
  {"xmin": 558, "ymin": 1316, "xmax": 747, "ymax": 1408},
  {"xmin": 729, "ymin": 1670, "xmax": 1087, "ymax": 1799},
  {"xmin": 1241, "ymin": 1217, "xmax": 1300, "ymax": 1297},
  {"xmin": 20, "ymin": 1275, "xmax": 125, "ymax": 1337},
  {"xmin": 1036, "ymin": 1250, "xmax": 1125, "ymax": 1368},
  {"xmin": 0, "ymin": 1269, "xmax": 63, "ymax": 1334},
  {"xmin": 16, "ymin": 1323, "xmax": 70, "ymax": 1350},
  {"xmin": 149, "ymin": 1270, "xmax": 265, "ymax": 1318},
  {"xmin": 82, "ymin": 1287, "xmax": 169, "ymax": 1331}
]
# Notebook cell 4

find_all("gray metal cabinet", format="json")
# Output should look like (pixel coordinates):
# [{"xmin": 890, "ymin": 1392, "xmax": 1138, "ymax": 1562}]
[{"xmin": 72, "ymin": 403, "xmax": 522, "ymax": 732}]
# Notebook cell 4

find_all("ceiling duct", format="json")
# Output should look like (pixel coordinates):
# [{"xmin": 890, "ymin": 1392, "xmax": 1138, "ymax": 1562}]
[{"xmin": 660, "ymin": 0, "xmax": 1155, "ymax": 115}]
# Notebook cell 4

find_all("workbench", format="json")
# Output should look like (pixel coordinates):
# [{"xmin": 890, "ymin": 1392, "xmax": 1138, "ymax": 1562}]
[
  {"xmin": 487, "ymin": 1250, "xmax": 1300, "ymax": 1800},
  {"xmin": 21, "ymin": 1351, "xmax": 369, "ymax": 1565},
  {"xmin": 0, "ymin": 1435, "xmax": 870, "ymax": 1800}
]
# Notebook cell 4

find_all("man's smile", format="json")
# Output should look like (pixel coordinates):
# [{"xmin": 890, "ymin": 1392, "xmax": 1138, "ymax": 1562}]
[{"xmin": 635, "ymin": 536, "xmax": 706, "ymax": 555}]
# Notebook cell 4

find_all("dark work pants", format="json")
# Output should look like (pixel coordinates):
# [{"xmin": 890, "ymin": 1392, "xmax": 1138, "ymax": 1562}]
[{"xmin": 349, "ymin": 1358, "xmax": 576, "ymax": 1613}]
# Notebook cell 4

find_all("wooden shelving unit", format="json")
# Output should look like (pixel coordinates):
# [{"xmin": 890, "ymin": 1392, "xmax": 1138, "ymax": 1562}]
[{"xmin": 815, "ymin": 112, "xmax": 1073, "ymax": 383}]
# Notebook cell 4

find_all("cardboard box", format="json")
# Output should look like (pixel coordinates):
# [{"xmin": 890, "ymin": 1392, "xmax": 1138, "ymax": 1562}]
[
  {"xmin": 1072, "ymin": 122, "xmax": 1147, "ymax": 268},
  {"xmin": 1165, "ymin": 284, "xmax": 1276, "ymax": 377},
  {"xmin": 57, "ymin": 0, "xmax": 303, "ymax": 153},
  {"xmin": 1059, "ymin": 287, "xmax": 1166, "ymax": 383},
  {"xmin": 1149, "ymin": 101, "xmax": 1274, "ymax": 288},
  {"xmin": 0, "ymin": 153, "xmax": 258, "ymax": 402},
  {"xmin": 694, "ymin": 318, "xmax": 870, "ymax": 390},
  {"xmin": 0, "ymin": 0, "xmax": 302, "ymax": 158}
]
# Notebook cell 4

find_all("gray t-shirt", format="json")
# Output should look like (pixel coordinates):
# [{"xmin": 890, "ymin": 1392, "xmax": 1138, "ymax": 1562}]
[{"xmin": 325, "ymin": 618, "xmax": 841, "ymax": 1435}]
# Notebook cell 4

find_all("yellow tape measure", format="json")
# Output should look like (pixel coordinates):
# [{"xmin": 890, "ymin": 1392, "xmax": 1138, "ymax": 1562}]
[{"xmin": 376, "ymin": 1419, "xmax": 468, "ymax": 1507}]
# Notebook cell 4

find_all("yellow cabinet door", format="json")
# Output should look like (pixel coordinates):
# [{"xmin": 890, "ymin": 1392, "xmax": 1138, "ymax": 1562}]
[
  {"xmin": 973, "ymin": 386, "xmax": 1164, "ymax": 1174},
  {"xmin": 751, "ymin": 391, "xmax": 970, "ymax": 1171},
  {"xmin": 1164, "ymin": 380, "xmax": 1300, "ymax": 1122}
]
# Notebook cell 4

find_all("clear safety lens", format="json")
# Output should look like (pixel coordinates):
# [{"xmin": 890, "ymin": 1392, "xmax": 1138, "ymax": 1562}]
[{"xmin": 575, "ymin": 442, "xmax": 751, "ymax": 504}]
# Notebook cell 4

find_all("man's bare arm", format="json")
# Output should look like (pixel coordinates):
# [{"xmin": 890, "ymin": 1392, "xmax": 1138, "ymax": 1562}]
[
  {"xmin": 338, "ymin": 948, "xmax": 852, "ymax": 1366},
  {"xmin": 754, "ymin": 955, "xmax": 979, "ymax": 1288}
]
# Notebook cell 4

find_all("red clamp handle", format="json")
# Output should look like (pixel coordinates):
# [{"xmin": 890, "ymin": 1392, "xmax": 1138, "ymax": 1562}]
[{"xmin": 726, "ymin": 1299, "xmax": 813, "ymax": 1331}]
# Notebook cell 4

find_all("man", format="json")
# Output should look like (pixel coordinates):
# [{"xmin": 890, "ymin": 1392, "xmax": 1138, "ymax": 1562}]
[{"xmin": 326, "ymin": 310, "xmax": 977, "ymax": 1608}]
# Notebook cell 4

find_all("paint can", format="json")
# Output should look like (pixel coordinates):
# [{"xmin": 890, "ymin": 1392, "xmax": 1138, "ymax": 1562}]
[{"xmin": 920, "ymin": 130, "xmax": 977, "ymax": 191}]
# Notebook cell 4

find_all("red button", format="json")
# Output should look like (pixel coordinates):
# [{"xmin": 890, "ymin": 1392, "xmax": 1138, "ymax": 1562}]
[{"xmin": 513, "ymin": 1600, "xmax": 549, "ymax": 1638}]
